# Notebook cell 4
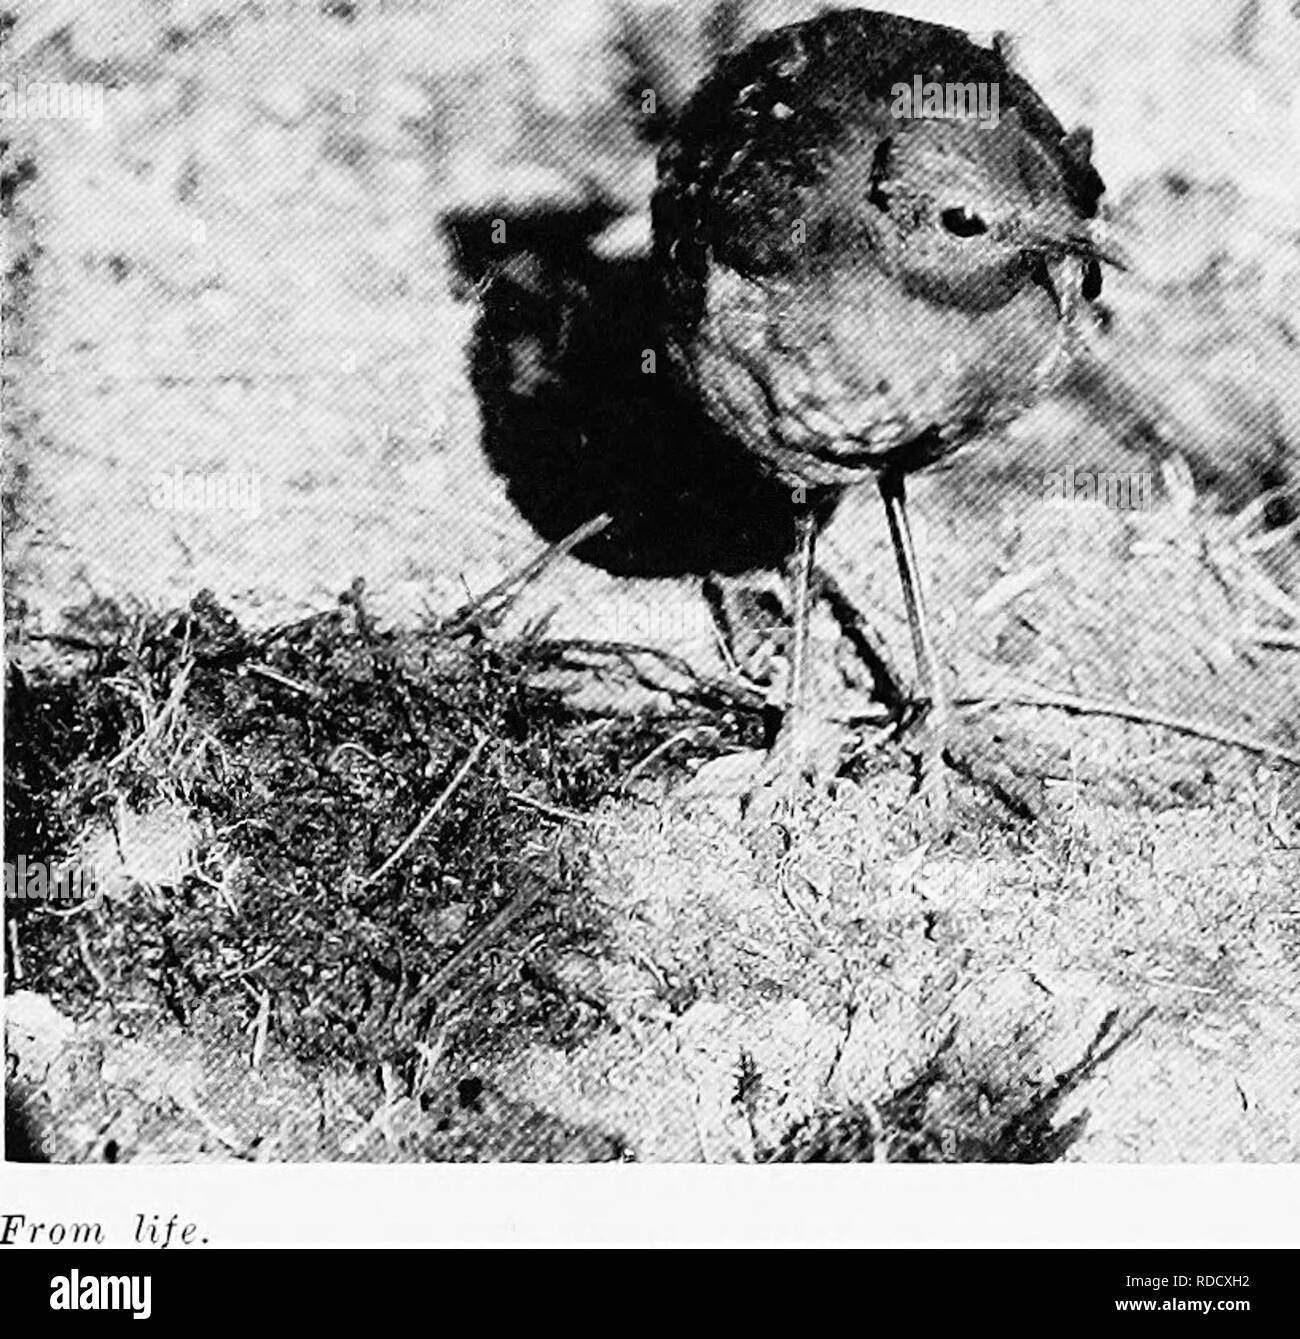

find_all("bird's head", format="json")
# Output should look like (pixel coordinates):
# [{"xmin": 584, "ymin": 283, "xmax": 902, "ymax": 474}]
[{"xmin": 837, "ymin": 108, "xmax": 1119, "ymax": 319}]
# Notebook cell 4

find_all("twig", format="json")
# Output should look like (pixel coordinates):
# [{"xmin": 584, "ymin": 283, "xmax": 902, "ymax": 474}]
[
  {"xmin": 970, "ymin": 563, "xmax": 1054, "ymax": 619},
  {"xmin": 621, "ymin": 725, "xmax": 717, "ymax": 791},
  {"xmin": 250, "ymin": 989, "xmax": 270, "ymax": 1070},
  {"xmin": 74, "ymin": 921, "xmax": 110, "ymax": 996},
  {"xmin": 400, "ymin": 865, "xmax": 554, "ymax": 1021},
  {"xmin": 7, "ymin": 919, "xmax": 23, "ymax": 981},
  {"xmin": 365, "ymin": 737, "xmax": 490, "ymax": 886},
  {"xmin": 860, "ymin": 1100, "xmax": 889, "ymax": 1163},
  {"xmin": 437, "ymin": 512, "xmax": 613, "ymax": 637},
  {"xmin": 104, "ymin": 659, "xmax": 192, "ymax": 769},
  {"xmin": 505, "ymin": 791, "xmax": 593, "ymax": 823},
  {"xmin": 244, "ymin": 662, "xmax": 326, "ymax": 700},
  {"xmin": 1231, "ymin": 560, "xmax": 1300, "ymax": 625},
  {"xmin": 1224, "ymin": 482, "xmax": 1299, "ymax": 542},
  {"xmin": 1138, "ymin": 977, "xmax": 1218, "ymax": 996},
  {"xmin": 220, "ymin": 945, "xmax": 281, "ymax": 982},
  {"xmin": 24, "ymin": 631, "xmax": 111, "ymax": 652},
  {"xmin": 245, "ymin": 608, "xmax": 341, "ymax": 657},
  {"xmin": 327, "ymin": 741, "xmax": 399, "ymax": 775},
  {"xmin": 1239, "ymin": 518, "xmax": 1300, "ymax": 554},
  {"xmin": 539, "ymin": 636, "xmax": 765, "ymax": 711},
  {"xmin": 962, "ymin": 676, "xmax": 1300, "ymax": 768}
]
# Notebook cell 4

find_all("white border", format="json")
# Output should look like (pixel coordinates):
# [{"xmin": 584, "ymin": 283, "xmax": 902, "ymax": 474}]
[{"xmin": 1, "ymin": 1164, "xmax": 1298, "ymax": 1248}]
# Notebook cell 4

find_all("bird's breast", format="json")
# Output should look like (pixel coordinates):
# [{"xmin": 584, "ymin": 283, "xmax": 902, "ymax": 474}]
[{"xmin": 677, "ymin": 260, "xmax": 1064, "ymax": 488}]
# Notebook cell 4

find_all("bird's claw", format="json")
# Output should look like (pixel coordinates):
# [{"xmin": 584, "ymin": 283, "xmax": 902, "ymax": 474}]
[
  {"xmin": 903, "ymin": 720, "xmax": 953, "ymax": 837},
  {"xmin": 741, "ymin": 715, "xmax": 844, "ymax": 829}
]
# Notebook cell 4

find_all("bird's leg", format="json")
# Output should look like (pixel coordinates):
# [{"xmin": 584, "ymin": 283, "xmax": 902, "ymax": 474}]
[
  {"xmin": 780, "ymin": 499, "xmax": 818, "ymax": 773},
  {"xmin": 878, "ymin": 470, "xmax": 950, "ymax": 824},
  {"xmin": 737, "ymin": 502, "xmax": 822, "ymax": 821}
]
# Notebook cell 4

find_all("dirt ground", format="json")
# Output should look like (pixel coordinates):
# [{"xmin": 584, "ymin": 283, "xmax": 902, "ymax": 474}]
[{"xmin": 4, "ymin": 0, "xmax": 1300, "ymax": 1163}]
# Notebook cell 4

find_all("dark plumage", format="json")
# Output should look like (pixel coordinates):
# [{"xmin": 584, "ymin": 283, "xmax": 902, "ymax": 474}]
[{"xmin": 652, "ymin": 8, "xmax": 1113, "ymax": 818}]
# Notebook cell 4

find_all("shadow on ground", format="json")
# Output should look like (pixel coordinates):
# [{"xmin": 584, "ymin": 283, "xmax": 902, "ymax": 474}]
[{"xmin": 443, "ymin": 203, "xmax": 841, "ymax": 578}]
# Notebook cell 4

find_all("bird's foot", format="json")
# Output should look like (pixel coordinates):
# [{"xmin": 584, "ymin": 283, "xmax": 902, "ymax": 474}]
[
  {"xmin": 681, "ymin": 713, "xmax": 844, "ymax": 833},
  {"xmin": 897, "ymin": 706, "xmax": 954, "ymax": 838},
  {"xmin": 742, "ymin": 714, "xmax": 845, "ymax": 830},
  {"xmin": 909, "ymin": 739, "xmax": 952, "ymax": 836}
]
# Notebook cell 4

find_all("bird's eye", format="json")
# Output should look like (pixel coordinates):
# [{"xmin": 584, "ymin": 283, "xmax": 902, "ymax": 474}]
[
  {"xmin": 940, "ymin": 206, "xmax": 988, "ymax": 238},
  {"xmin": 1082, "ymin": 256, "xmax": 1102, "ymax": 301}
]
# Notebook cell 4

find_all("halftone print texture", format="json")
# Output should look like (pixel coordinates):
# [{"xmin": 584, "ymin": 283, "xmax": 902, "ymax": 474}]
[{"xmin": 4, "ymin": 1, "xmax": 1299, "ymax": 1165}]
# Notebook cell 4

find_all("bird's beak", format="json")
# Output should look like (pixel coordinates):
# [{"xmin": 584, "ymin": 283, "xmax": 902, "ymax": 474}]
[
  {"xmin": 1077, "ymin": 219, "xmax": 1129, "ymax": 272},
  {"xmin": 1021, "ymin": 218, "xmax": 1128, "ymax": 272},
  {"xmin": 1018, "ymin": 214, "xmax": 1126, "ymax": 318}
]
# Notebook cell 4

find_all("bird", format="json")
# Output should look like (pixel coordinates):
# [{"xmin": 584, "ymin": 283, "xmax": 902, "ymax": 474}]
[{"xmin": 652, "ymin": 7, "xmax": 1114, "ymax": 822}]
